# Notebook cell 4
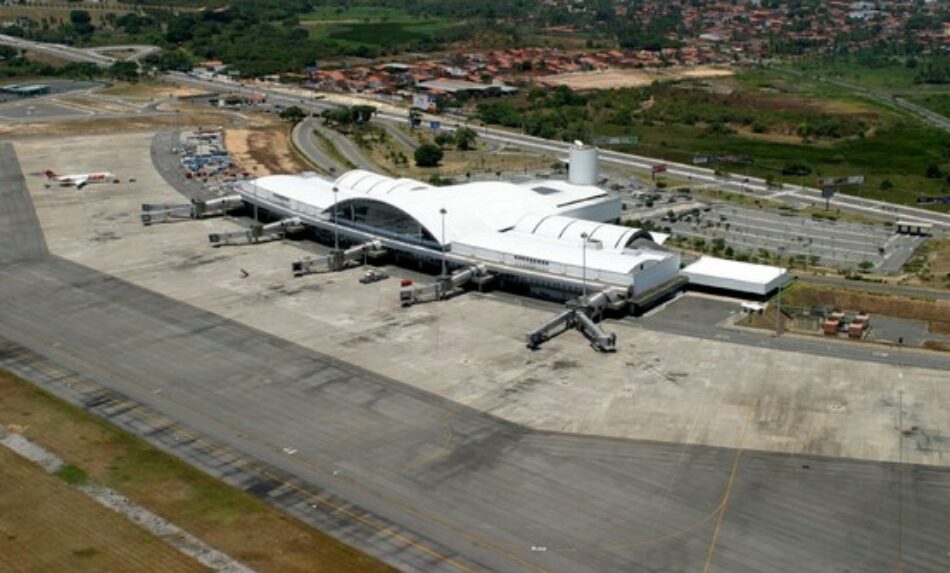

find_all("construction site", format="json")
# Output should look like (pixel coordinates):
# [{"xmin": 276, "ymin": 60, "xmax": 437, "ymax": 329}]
[{"xmin": 1, "ymin": 77, "xmax": 949, "ymax": 573}]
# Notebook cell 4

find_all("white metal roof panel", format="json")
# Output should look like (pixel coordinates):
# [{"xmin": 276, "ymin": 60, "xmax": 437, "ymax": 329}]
[{"xmin": 681, "ymin": 256, "xmax": 790, "ymax": 295}]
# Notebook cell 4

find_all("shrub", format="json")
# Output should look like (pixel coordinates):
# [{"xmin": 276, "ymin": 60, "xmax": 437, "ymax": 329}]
[{"xmin": 414, "ymin": 143, "xmax": 444, "ymax": 167}]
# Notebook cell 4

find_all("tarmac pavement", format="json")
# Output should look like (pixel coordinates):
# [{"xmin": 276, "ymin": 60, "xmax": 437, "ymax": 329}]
[{"xmin": 2, "ymin": 140, "xmax": 950, "ymax": 572}]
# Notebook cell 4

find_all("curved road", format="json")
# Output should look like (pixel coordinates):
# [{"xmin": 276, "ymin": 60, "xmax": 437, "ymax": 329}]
[
  {"xmin": 311, "ymin": 120, "xmax": 376, "ymax": 171},
  {"xmin": 291, "ymin": 118, "xmax": 345, "ymax": 175},
  {"xmin": 0, "ymin": 32, "xmax": 948, "ymax": 228},
  {"xmin": 162, "ymin": 72, "xmax": 950, "ymax": 230}
]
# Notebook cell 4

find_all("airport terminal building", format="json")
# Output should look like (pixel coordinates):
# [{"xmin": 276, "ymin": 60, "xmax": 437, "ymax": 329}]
[{"xmin": 239, "ymin": 168, "xmax": 683, "ymax": 302}]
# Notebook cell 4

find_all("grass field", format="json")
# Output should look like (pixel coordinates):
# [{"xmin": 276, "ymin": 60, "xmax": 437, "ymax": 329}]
[
  {"xmin": 0, "ymin": 370, "xmax": 394, "ymax": 573},
  {"xmin": 0, "ymin": 447, "xmax": 207, "ymax": 573},
  {"xmin": 766, "ymin": 59, "xmax": 950, "ymax": 117},
  {"xmin": 301, "ymin": 6, "xmax": 462, "ymax": 49},
  {"xmin": 302, "ymin": 6, "xmax": 429, "ymax": 23},
  {"xmin": 907, "ymin": 93, "xmax": 950, "ymax": 118},
  {"xmin": 626, "ymin": 120, "xmax": 949, "ymax": 208},
  {"xmin": 617, "ymin": 69, "xmax": 949, "ymax": 209}
]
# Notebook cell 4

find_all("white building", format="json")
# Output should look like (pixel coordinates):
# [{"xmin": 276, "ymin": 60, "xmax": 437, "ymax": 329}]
[
  {"xmin": 239, "ymin": 169, "xmax": 682, "ymax": 297},
  {"xmin": 680, "ymin": 256, "xmax": 790, "ymax": 296}
]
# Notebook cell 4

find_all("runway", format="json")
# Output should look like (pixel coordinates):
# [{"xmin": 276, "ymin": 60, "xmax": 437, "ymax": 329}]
[{"xmin": 1, "ymin": 141, "xmax": 949, "ymax": 572}]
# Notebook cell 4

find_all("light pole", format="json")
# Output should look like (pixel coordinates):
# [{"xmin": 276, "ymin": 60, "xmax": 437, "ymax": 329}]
[
  {"xmin": 439, "ymin": 207, "xmax": 447, "ymax": 277},
  {"xmin": 581, "ymin": 231, "xmax": 589, "ymax": 299},
  {"xmin": 332, "ymin": 185, "xmax": 339, "ymax": 251}
]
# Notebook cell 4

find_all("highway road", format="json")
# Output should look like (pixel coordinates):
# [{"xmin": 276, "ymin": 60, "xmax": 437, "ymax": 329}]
[
  {"xmin": 311, "ymin": 119, "xmax": 376, "ymax": 171},
  {"xmin": 0, "ymin": 34, "xmax": 946, "ymax": 229},
  {"xmin": 0, "ymin": 33, "xmax": 115, "ymax": 66},
  {"xmin": 781, "ymin": 68, "xmax": 950, "ymax": 133},
  {"xmin": 291, "ymin": 118, "xmax": 345, "ymax": 174},
  {"xmin": 163, "ymin": 72, "xmax": 950, "ymax": 230},
  {"xmin": 86, "ymin": 44, "xmax": 160, "ymax": 63},
  {"xmin": 3, "ymin": 141, "xmax": 950, "ymax": 572}
]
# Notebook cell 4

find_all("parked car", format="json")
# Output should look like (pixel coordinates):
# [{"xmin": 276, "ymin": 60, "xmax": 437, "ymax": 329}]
[{"xmin": 359, "ymin": 270, "xmax": 389, "ymax": 284}]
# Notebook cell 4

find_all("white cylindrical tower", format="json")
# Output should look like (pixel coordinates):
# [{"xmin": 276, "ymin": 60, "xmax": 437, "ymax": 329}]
[{"xmin": 568, "ymin": 143, "xmax": 598, "ymax": 186}]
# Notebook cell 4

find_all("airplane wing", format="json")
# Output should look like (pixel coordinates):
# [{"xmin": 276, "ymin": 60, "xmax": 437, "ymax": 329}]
[{"xmin": 74, "ymin": 176, "xmax": 88, "ymax": 189}]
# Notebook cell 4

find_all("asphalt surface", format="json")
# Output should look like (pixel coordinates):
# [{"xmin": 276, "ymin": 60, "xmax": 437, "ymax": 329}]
[
  {"xmin": 162, "ymin": 70, "xmax": 950, "ymax": 230},
  {"xmin": 0, "ymin": 34, "xmax": 114, "ymax": 66},
  {"xmin": 636, "ymin": 295, "xmax": 950, "ymax": 371},
  {"xmin": 781, "ymin": 68, "xmax": 950, "ymax": 133},
  {"xmin": 291, "ymin": 118, "xmax": 345, "ymax": 174},
  {"xmin": 311, "ymin": 119, "xmax": 377, "ymax": 171},
  {"xmin": 646, "ymin": 202, "xmax": 925, "ymax": 273},
  {"xmin": 3, "ymin": 140, "xmax": 950, "ymax": 571},
  {"xmin": 0, "ymin": 33, "xmax": 945, "ymax": 228},
  {"xmin": 379, "ymin": 120, "xmax": 419, "ymax": 150},
  {"xmin": 150, "ymin": 130, "xmax": 218, "ymax": 202}
]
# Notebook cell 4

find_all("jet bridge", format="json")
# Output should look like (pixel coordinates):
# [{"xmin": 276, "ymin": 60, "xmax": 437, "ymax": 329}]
[
  {"xmin": 208, "ymin": 217, "xmax": 304, "ymax": 246},
  {"xmin": 399, "ymin": 264, "xmax": 492, "ymax": 306},
  {"xmin": 141, "ymin": 195, "xmax": 243, "ymax": 225},
  {"xmin": 526, "ymin": 289, "xmax": 623, "ymax": 353},
  {"xmin": 292, "ymin": 240, "xmax": 385, "ymax": 276}
]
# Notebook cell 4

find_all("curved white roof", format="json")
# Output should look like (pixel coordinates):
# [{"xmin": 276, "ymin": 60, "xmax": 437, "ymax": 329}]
[
  {"xmin": 248, "ymin": 170, "xmax": 618, "ymax": 246},
  {"xmin": 331, "ymin": 170, "xmax": 613, "ymax": 245},
  {"xmin": 514, "ymin": 214, "xmax": 667, "ymax": 249}
]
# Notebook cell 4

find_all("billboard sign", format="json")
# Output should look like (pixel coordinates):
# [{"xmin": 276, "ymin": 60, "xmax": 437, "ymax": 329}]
[
  {"xmin": 821, "ymin": 187, "xmax": 836, "ymax": 199},
  {"xmin": 651, "ymin": 164, "xmax": 667, "ymax": 174},
  {"xmin": 412, "ymin": 93, "xmax": 431, "ymax": 110},
  {"xmin": 819, "ymin": 175, "xmax": 864, "ymax": 187},
  {"xmin": 593, "ymin": 136, "xmax": 638, "ymax": 146}
]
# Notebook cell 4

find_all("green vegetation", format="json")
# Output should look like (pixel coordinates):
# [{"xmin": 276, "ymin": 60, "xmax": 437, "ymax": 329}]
[
  {"xmin": 414, "ymin": 142, "xmax": 443, "ymax": 167},
  {"xmin": 319, "ymin": 104, "xmax": 377, "ymax": 129},
  {"xmin": 907, "ymin": 94, "xmax": 950, "ymax": 118},
  {"xmin": 301, "ymin": 6, "xmax": 465, "ymax": 55},
  {"xmin": 0, "ymin": 44, "xmax": 101, "ymax": 79},
  {"xmin": 475, "ymin": 73, "xmax": 950, "ymax": 209},
  {"xmin": 54, "ymin": 464, "xmax": 89, "ymax": 486},
  {"xmin": 279, "ymin": 105, "xmax": 307, "ymax": 123},
  {"xmin": 0, "ymin": 370, "xmax": 394, "ymax": 572},
  {"xmin": 312, "ymin": 129, "xmax": 356, "ymax": 170}
]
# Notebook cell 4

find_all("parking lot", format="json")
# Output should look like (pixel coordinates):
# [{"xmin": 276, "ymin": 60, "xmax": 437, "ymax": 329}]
[{"xmin": 628, "ymin": 191, "xmax": 925, "ymax": 272}]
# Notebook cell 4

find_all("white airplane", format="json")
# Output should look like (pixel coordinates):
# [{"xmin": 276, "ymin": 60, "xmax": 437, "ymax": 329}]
[{"xmin": 44, "ymin": 170, "xmax": 117, "ymax": 189}]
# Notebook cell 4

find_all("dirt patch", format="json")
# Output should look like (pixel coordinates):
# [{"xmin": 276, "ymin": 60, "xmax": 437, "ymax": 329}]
[
  {"xmin": 922, "ymin": 340, "xmax": 950, "ymax": 352},
  {"xmin": 541, "ymin": 69, "xmax": 655, "ymax": 90},
  {"xmin": 540, "ymin": 66, "xmax": 734, "ymax": 90},
  {"xmin": 929, "ymin": 321, "xmax": 950, "ymax": 335},
  {"xmin": 23, "ymin": 48, "xmax": 73, "ymax": 67},
  {"xmin": 732, "ymin": 125, "xmax": 809, "ymax": 144},
  {"xmin": 0, "ymin": 104, "xmax": 239, "ymax": 138},
  {"xmin": 676, "ymin": 67, "xmax": 735, "ymax": 80},
  {"xmin": 783, "ymin": 284, "xmax": 950, "ymax": 332},
  {"xmin": 927, "ymin": 240, "xmax": 950, "ymax": 283},
  {"xmin": 98, "ymin": 82, "xmax": 211, "ymax": 99},
  {"xmin": 225, "ymin": 115, "xmax": 312, "ymax": 175},
  {"xmin": 0, "ymin": 370, "xmax": 394, "ymax": 573},
  {"xmin": 0, "ymin": 447, "xmax": 206, "ymax": 573}
]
